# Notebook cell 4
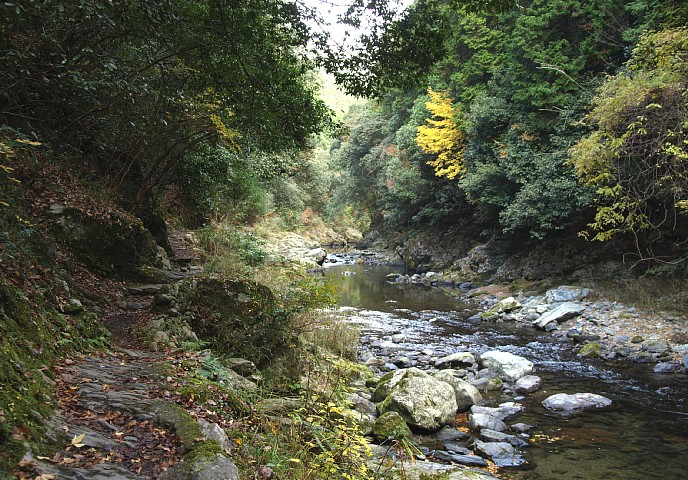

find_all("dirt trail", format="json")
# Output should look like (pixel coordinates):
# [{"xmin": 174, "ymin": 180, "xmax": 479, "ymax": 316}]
[{"xmin": 15, "ymin": 232, "xmax": 212, "ymax": 480}]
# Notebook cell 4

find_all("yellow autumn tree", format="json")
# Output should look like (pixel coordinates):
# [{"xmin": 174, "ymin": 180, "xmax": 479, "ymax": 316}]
[{"xmin": 416, "ymin": 88, "xmax": 465, "ymax": 179}]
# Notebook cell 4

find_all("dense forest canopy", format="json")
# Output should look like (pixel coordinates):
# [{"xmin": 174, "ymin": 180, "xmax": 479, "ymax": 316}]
[
  {"xmin": 326, "ymin": 0, "xmax": 688, "ymax": 269},
  {"xmin": 2, "ymin": 0, "xmax": 688, "ymax": 267}
]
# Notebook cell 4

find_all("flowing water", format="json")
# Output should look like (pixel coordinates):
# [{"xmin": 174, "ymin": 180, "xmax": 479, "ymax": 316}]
[{"xmin": 324, "ymin": 259, "xmax": 688, "ymax": 480}]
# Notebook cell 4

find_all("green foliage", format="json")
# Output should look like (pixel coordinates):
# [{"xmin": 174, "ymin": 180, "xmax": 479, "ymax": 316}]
[
  {"xmin": 570, "ymin": 28, "xmax": 688, "ymax": 252},
  {"xmin": 1, "ymin": 0, "xmax": 333, "ymax": 217}
]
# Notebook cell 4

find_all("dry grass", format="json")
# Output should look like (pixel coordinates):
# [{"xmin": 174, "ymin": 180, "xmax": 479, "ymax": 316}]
[{"xmin": 591, "ymin": 276, "xmax": 688, "ymax": 315}]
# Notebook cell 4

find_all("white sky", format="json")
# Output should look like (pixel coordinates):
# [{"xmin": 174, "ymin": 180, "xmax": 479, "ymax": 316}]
[{"xmin": 298, "ymin": 0, "xmax": 414, "ymax": 46}]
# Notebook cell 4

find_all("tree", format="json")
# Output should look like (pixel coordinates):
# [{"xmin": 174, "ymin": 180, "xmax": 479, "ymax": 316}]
[
  {"xmin": 416, "ymin": 88, "xmax": 465, "ymax": 180},
  {"xmin": 569, "ymin": 28, "xmax": 688, "ymax": 258}
]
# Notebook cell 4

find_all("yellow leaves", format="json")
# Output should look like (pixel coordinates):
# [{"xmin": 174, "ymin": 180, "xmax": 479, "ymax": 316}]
[{"xmin": 416, "ymin": 88, "xmax": 465, "ymax": 180}]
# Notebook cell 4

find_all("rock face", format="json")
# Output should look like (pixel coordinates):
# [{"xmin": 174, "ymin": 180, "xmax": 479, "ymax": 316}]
[
  {"xmin": 533, "ymin": 302, "xmax": 585, "ymax": 330},
  {"xmin": 376, "ymin": 369, "xmax": 458, "ymax": 431},
  {"xmin": 48, "ymin": 204, "xmax": 166, "ymax": 278},
  {"xmin": 479, "ymin": 351, "xmax": 533, "ymax": 382},
  {"xmin": 542, "ymin": 393, "xmax": 612, "ymax": 413}
]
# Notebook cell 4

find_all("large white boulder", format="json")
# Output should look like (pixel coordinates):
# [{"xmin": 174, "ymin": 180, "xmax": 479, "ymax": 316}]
[
  {"xmin": 479, "ymin": 351, "xmax": 534, "ymax": 382},
  {"xmin": 376, "ymin": 369, "xmax": 458, "ymax": 431}
]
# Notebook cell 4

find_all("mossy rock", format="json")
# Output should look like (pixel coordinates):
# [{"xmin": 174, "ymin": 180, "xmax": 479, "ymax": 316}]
[
  {"xmin": 372, "ymin": 411, "xmax": 412, "ymax": 442},
  {"xmin": 579, "ymin": 342, "xmax": 603, "ymax": 358},
  {"xmin": 183, "ymin": 278, "xmax": 294, "ymax": 367},
  {"xmin": 49, "ymin": 205, "xmax": 163, "ymax": 279}
]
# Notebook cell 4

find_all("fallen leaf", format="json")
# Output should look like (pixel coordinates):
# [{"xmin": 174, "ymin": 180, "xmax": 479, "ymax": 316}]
[{"xmin": 70, "ymin": 433, "xmax": 86, "ymax": 448}]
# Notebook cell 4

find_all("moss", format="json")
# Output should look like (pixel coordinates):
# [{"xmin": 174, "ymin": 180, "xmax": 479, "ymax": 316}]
[
  {"xmin": 148, "ymin": 400, "xmax": 203, "ymax": 451},
  {"xmin": 183, "ymin": 439, "xmax": 223, "ymax": 463},
  {"xmin": 579, "ymin": 341, "xmax": 603, "ymax": 358},
  {"xmin": 0, "ymin": 280, "xmax": 108, "ymax": 475}
]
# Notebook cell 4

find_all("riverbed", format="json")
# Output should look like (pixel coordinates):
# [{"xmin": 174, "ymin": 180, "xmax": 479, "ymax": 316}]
[{"xmin": 324, "ymin": 259, "xmax": 688, "ymax": 480}]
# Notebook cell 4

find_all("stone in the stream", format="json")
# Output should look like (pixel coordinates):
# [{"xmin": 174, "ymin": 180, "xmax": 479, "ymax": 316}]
[
  {"xmin": 472, "ymin": 440, "xmax": 525, "ymax": 467},
  {"xmin": 479, "ymin": 429, "xmax": 528, "ymax": 447},
  {"xmin": 514, "ymin": 375, "xmax": 542, "ymax": 394},
  {"xmin": 470, "ymin": 377, "xmax": 504, "ymax": 392},
  {"xmin": 435, "ymin": 351, "xmax": 476, "ymax": 369},
  {"xmin": 377, "ymin": 369, "xmax": 458, "ymax": 431},
  {"xmin": 578, "ymin": 341, "xmax": 603, "ymax": 358},
  {"xmin": 487, "ymin": 297, "xmax": 522, "ymax": 314},
  {"xmin": 432, "ymin": 370, "xmax": 483, "ymax": 411},
  {"xmin": 479, "ymin": 351, "xmax": 534, "ymax": 382},
  {"xmin": 542, "ymin": 393, "xmax": 612, "ymax": 413},
  {"xmin": 468, "ymin": 412, "xmax": 508, "ymax": 432},
  {"xmin": 654, "ymin": 362, "xmax": 682, "ymax": 374},
  {"xmin": 533, "ymin": 302, "xmax": 585, "ymax": 330},
  {"xmin": 431, "ymin": 426, "xmax": 470, "ymax": 443},
  {"xmin": 510, "ymin": 423, "xmax": 532, "ymax": 434},
  {"xmin": 470, "ymin": 402, "xmax": 524, "ymax": 421},
  {"xmin": 372, "ymin": 411, "xmax": 412, "ymax": 441},
  {"xmin": 683, "ymin": 354, "xmax": 688, "ymax": 370},
  {"xmin": 433, "ymin": 451, "xmax": 489, "ymax": 467}
]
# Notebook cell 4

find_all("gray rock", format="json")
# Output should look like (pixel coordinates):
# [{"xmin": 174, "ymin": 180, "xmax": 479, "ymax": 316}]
[
  {"xmin": 431, "ymin": 426, "xmax": 470, "ymax": 443},
  {"xmin": 487, "ymin": 297, "xmax": 522, "ymax": 314},
  {"xmin": 433, "ymin": 451, "xmax": 489, "ymax": 467},
  {"xmin": 510, "ymin": 423, "xmax": 532, "ymax": 433},
  {"xmin": 472, "ymin": 440, "xmax": 525, "ymax": 467},
  {"xmin": 435, "ymin": 352, "xmax": 476, "ymax": 369},
  {"xmin": 542, "ymin": 393, "xmax": 612, "ymax": 413},
  {"xmin": 533, "ymin": 302, "xmax": 585, "ymax": 330},
  {"xmin": 468, "ymin": 412, "xmax": 508, "ymax": 432},
  {"xmin": 545, "ymin": 286, "xmax": 591, "ymax": 303},
  {"xmin": 479, "ymin": 351, "xmax": 534, "ymax": 382},
  {"xmin": 683, "ymin": 354, "xmax": 688, "ymax": 370},
  {"xmin": 514, "ymin": 375, "xmax": 542, "ymax": 394},
  {"xmin": 479, "ymin": 429, "xmax": 528, "ymax": 447},
  {"xmin": 654, "ymin": 362, "xmax": 681, "ymax": 374},
  {"xmin": 643, "ymin": 339, "xmax": 671, "ymax": 354},
  {"xmin": 223, "ymin": 358, "xmax": 258, "ymax": 377},
  {"xmin": 377, "ymin": 369, "xmax": 458, "ymax": 431},
  {"xmin": 432, "ymin": 370, "xmax": 483, "ymax": 411},
  {"xmin": 470, "ymin": 402, "xmax": 524, "ymax": 421},
  {"xmin": 198, "ymin": 419, "xmax": 229, "ymax": 451}
]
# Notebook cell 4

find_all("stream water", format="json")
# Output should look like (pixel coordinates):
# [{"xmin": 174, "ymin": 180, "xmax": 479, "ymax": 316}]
[{"xmin": 324, "ymin": 259, "xmax": 688, "ymax": 480}]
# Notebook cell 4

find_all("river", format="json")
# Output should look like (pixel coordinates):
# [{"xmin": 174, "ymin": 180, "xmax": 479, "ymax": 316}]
[{"xmin": 324, "ymin": 259, "xmax": 688, "ymax": 480}]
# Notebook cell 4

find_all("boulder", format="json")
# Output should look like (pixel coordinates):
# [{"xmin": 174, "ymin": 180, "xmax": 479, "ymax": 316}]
[
  {"xmin": 432, "ymin": 370, "xmax": 483, "ymax": 411},
  {"xmin": 433, "ymin": 451, "xmax": 488, "ymax": 467},
  {"xmin": 377, "ymin": 369, "xmax": 458, "ymax": 431},
  {"xmin": 514, "ymin": 375, "xmax": 542, "ymax": 394},
  {"xmin": 642, "ymin": 339, "xmax": 671, "ymax": 354},
  {"xmin": 542, "ymin": 393, "xmax": 612, "ymax": 413},
  {"xmin": 479, "ymin": 351, "xmax": 533, "ymax": 382},
  {"xmin": 533, "ymin": 302, "xmax": 585, "ymax": 330},
  {"xmin": 435, "ymin": 352, "xmax": 476, "ymax": 369},
  {"xmin": 48, "ymin": 204, "xmax": 166, "ymax": 278},
  {"xmin": 372, "ymin": 368, "xmax": 420, "ymax": 402},
  {"xmin": 653, "ymin": 362, "xmax": 681, "ymax": 374}
]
